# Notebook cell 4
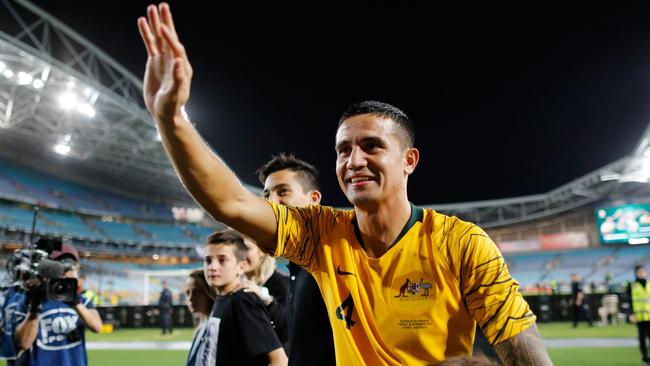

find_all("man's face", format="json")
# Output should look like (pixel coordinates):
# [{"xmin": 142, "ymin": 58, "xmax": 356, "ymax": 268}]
[
  {"xmin": 203, "ymin": 244, "xmax": 245, "ymax": 290},
  {"xmin": 335, "ymin": 114, "xmax": 417, "ymax": 208},
  {"xmin": 638, "ymin": 267, "xmax": 647, "ymax": 280},
  {"xmin": 263, "ymin": 169, "xmax": 320, "ymax": 207}
]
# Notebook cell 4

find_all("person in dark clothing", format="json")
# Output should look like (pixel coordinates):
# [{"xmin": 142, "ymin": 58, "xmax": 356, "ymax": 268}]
[
  {"xmin": 184, "ymin": 270, "xmax": 217, "ymax": 366},
  {"xmin": 257, "ymin": 153, "xmax": 336, "ymax": 366},
  {"xmin": 159, "ymin": 280, "xmax": 173, "ymax": 335},
  {"xmin": 628, "ymin": 265, "xmax": 650, "ymax": 366},
  {"xmin": 570, "ymin": 274, "xmax": 593, "ymax": 328},
  {"xmin": 242, "ymin": 237, "xmax": 289, "ymax": 345},
  {"xmin": 204, "ymin": 230, "xmax": 287, "ymax": 366}
]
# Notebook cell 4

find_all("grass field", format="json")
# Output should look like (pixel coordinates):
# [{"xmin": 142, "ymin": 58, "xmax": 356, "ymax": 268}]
[
  {"xmin": 83, "ymin": 321, "xmax": 639, "ymax": 341},
  {"xmin": 1, "ymin": 322, "xmax": 643, "ymax": 366},
  {"xmin": 86, "ymin": 327, "xmax": 194, "ymax": 342},
  {"xmin": 88, "ymin": 350, "xmax": 187, "ymax": 366},
  {"xmin": 537, "ymin": 321, "xmax": 637, "ymax": 338},
  {"xmin": 547, "ymin": 347, "xmax": 639, "ymax": 366}
]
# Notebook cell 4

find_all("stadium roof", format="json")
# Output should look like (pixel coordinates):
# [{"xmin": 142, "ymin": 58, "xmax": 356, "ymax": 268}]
[{"xmin": 0, "ymin": 0, "xmax": 260, "ymax": 207}]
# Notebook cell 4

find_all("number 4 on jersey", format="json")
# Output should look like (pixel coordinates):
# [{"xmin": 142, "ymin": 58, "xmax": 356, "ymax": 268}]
[{"xmin": 336, "ymin": 293, "xmax": 356, "ymax": 329}]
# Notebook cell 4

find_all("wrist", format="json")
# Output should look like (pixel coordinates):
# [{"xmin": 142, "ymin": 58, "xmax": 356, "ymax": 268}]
[{"xmin": 28, "ymin": 303, "xmax": 41, "ymax": 315}]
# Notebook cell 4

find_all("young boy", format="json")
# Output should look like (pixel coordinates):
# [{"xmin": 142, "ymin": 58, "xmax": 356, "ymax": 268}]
[{"xmin": 202, "ymin": 230, "xmax": 287, "ymax": 366}]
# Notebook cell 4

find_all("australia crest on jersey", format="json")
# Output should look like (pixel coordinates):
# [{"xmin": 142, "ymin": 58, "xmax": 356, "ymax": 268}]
[{"xmin": 390, "ymin": 272, "xmax": 435, "ymax": 314}]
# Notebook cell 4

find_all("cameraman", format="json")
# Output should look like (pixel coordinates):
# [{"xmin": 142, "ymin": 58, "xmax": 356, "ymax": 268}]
[{"xmin": 13, "ymin": 244, "xmax": 102, "ymax": 366}]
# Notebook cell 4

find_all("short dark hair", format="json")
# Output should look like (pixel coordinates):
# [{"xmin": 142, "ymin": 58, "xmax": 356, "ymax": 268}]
[
  {"xmin": 338, "ymin": 100, "xmax": 415, "ymax": 148},
  {"xmin": 635, "ymin": 265, "xmax": 646, "ymax": 273},
  {"xmin": 206, "ymin": 229, "xmax": 248, "ymax": 262},
  {"xmin": 257, "ymin": 153, "xmax": 320, "ymax": 192}
]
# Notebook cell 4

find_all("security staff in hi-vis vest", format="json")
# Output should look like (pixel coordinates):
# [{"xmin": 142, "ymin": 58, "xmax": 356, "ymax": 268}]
[{"xmin": 629, "ymin": 265, "xmax": 650, "ymax": 366}]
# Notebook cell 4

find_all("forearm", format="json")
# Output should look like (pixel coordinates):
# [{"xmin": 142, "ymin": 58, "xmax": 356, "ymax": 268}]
[
  {"xmin": 14, "ymin": 313, "xmax": 39, "ymax": 350},
  {"xmin": 157, "ymin": 114, "xmax": 250, "ymax": 216},
  {"xmin": 494, "ymin": 324, "xmax": 553, "ymax": 366},
  {"xmin": 267, "ymin": 347, "xmax": 288, "ymax": 366},
  {"xmin": 74, "ymin": 305, "xmax": 102, "ymax": 333},
  {"xmin": 156, "ymin": 114, "xmax": 277, "ymax": 247}
]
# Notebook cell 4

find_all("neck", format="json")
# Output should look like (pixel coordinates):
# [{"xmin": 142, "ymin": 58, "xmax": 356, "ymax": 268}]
[
  {"xmin": 217, "ymin": 277, "xmax": 241, "ymax": 295},
  {"xmin": 354, "ymin": 195, "xmax": 411, "ymax": 258}
]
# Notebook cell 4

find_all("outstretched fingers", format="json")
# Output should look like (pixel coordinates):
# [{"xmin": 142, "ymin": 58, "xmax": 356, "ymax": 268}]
[
  {"xmin": 147, "ymin": 4, "xmax": 165, "ymax": 54},
  {"xmin": 137, "ymin": 17, "xmax": 158, "ymax": 57},
  {"xmin": 158, "ymin": 3, "xmax": 178, "ymax": 41},
  {"xmin": 160, "ymin": 25, "xmax": 186, "ymax": 59},
  {"xmin": 161, "ymin": 25, "xmax": 193, "ymax": 79}
]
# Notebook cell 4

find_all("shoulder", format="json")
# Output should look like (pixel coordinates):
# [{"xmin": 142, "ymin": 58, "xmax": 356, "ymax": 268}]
[
  {"xmin": 266, "ymin": 201, "xmax": 354, "ymax": 225},
  {"xmin": 422, "ymin": 208, "xmax": 486, "ymax": 247},
  {"xmin": 231, "ymin": 290, "xmax": 266, "ymax": 307},
  {"xmin": 229, "ymin": 291, "xmax": 268, "ymax": 315}
]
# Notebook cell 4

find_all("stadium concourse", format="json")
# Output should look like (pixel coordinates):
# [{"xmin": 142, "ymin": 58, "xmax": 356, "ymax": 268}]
[{"xmin": 0, "ymin": 1, "xmax": 650, "ymax": 365}]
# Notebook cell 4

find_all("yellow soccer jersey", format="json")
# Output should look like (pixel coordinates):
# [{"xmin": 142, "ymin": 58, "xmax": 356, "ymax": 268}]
[{"xmin": 268, "ymin": 201, "xmax": 536, "ymax": 366}]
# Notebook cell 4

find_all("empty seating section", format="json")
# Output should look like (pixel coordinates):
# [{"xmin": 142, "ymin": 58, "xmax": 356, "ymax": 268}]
[
  {"xmin": 506, "ymin": 246, "xmax": 650, "ymax": 289},
  {"xmin": 33, "ymin": 210, "xmax": 93, "ymax": 239},
  {"xmin": 138, "ymin": 223, "xmax": 193, "ymax": 245},
  {"xmin": 187, "ymin": 224, "xmax": 217, "ymax": 242},
  {"xmin": 0, "ymin": 160, "xmax": 171, "ymax": 220},
  {"xmin": 0, "ymin": 203, "xmax": 34, "ymax": 231},
  {"xmin": 0, "ymin": 201, "xmax": 215, "ymax": 247},
  {"xmin": 93, "ymin": 220, "xmax": 141, "ymax": 243}
]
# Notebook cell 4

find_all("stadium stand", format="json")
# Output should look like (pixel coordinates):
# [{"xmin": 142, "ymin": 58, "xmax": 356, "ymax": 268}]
[
  {"xmin": 0, "ymin": 161, "xmax": 222, "ymax": 259},
  {"xmin": 0, "ymin": 159, "xmax": 172, "ymax": 221}
]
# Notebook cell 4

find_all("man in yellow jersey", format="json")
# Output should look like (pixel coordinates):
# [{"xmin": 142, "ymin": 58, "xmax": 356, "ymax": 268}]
[{"xmin": 137, "ymin": 4, "xmax": 552, "ymax": 365}]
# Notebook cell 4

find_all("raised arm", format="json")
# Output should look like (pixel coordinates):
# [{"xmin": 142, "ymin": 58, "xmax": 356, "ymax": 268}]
[
  {"xmin": 494, "ymin": 324, "xmax": 553, "ymax": 366},
  {"xmin": 137, "ymin": 3, "xmax": 276, "ymax": 250}
]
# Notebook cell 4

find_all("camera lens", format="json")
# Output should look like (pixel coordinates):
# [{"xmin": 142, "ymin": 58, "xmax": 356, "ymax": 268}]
[{"xmin": 47, "ymin": 278, "xmax": 78, "ymax": 303}]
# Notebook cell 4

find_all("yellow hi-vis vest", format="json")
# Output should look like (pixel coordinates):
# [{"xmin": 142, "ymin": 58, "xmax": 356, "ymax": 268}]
[{"xmin": 632, "ymin": 281, "xmax": 650, "ymax": 322}]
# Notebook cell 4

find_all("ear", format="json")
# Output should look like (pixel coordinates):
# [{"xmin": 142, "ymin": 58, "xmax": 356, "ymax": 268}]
[
  {"xmin": 404, "ymin": 147, "xmax": 419, "ymax": 175},
  {"xmin": 310, "ymin": 190, "xmax": 322, "ymax": 205},
  {"xmin": 238, "ymin": 259, "xmax": 250, "ymax": 275}
]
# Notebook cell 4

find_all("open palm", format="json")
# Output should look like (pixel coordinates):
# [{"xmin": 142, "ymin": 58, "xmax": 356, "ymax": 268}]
[{"xmin": 138, "ymin": 3, "xmax": 192, "ymax": 120}]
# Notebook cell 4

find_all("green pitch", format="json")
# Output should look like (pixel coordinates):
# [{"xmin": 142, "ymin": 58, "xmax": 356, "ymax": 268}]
[
  {"xmin": 2, "ymin": 323, "xmax": 642, "ymax": 366},
  {"xmin": 88, "ymin": 350, "xmax": 187, "ymax": 366},
  {"xmin": 547, "ymin": 347, "xmax": 639, "ymax": 366},
  {"xmin": 86, "ymin": 327, "xmax": 195, "ymax": 342},
  {"xmin": 537, "ymin": 322, "xmax": 637, "ymax": 338}
]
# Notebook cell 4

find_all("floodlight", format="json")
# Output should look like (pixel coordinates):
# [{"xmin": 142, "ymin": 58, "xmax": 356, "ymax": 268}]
[
  {"xmin": 78, "ymin": 103, "xmax": 96, "ymax": 118},
  {"xmin": 17, "ymin": 71, "xmax": 32, "ymax": 85},
  {"xmin": 54, "ymin": 143, "xmax": 71, "ymax": 155},
  {"xmin": 58, "ymin": 92, "xmax": 78, "ymax": 110}
]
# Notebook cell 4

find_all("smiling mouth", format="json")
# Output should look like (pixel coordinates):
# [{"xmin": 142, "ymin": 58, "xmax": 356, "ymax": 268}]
[{"xmin": 348, "ymin": 177, "xmax": 374, "ymax": 186}]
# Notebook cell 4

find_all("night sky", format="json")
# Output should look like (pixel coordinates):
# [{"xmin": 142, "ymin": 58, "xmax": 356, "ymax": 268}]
[{"xmin": 25, "ymin": 1, "xmax": 650, "ymax": 207}]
